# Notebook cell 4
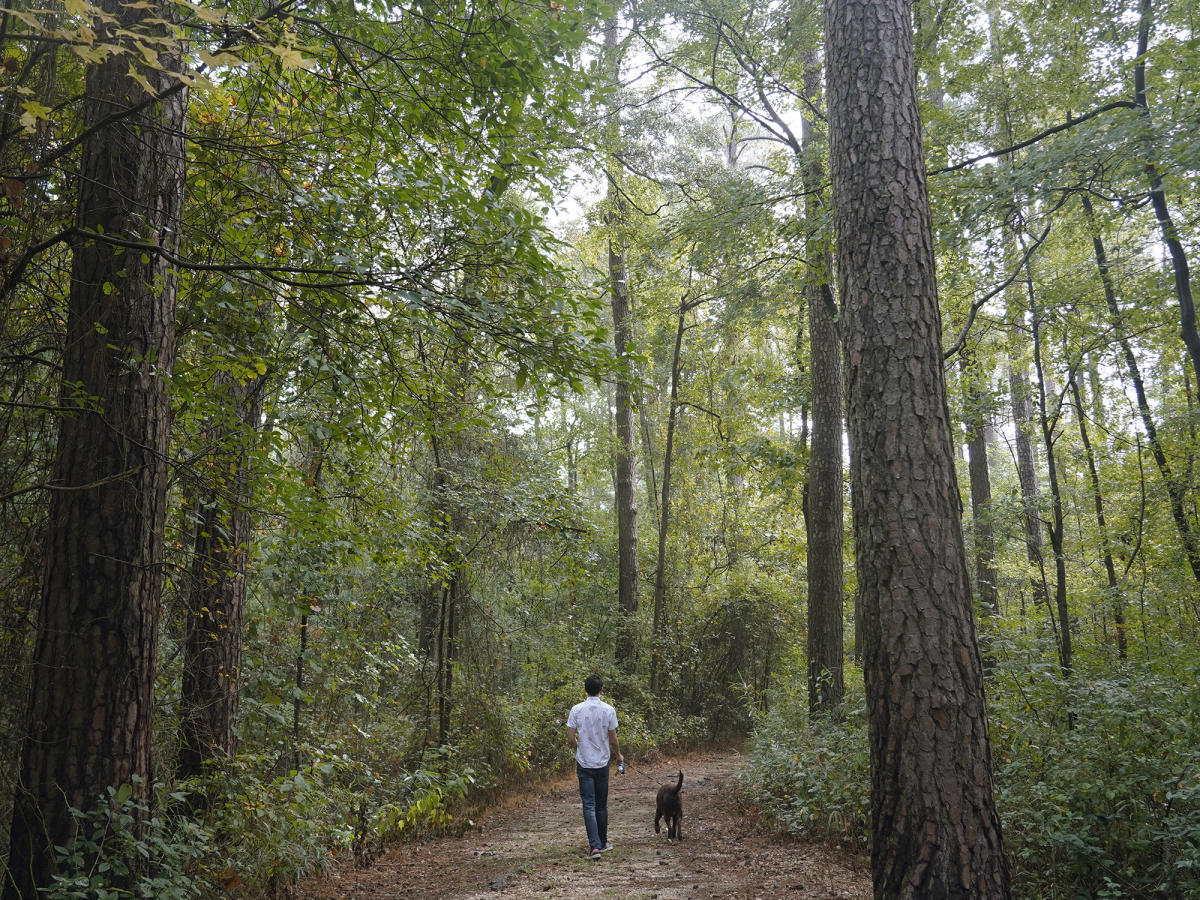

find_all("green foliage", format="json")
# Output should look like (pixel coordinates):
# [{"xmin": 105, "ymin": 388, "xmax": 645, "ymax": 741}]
[
  {"xmin": 990, "ymin": 650, "xmax": 1200, "ymax": 898},
  {"xmin": 48, "ymin": 780, "xmax": 213, "ymax": 900},
  {"xmin": 737, "ymin": 665, "xmax": 870, "ymax": 848},
  {"xmin": 741, "ymin": 644, "xmax": 1200, "ymax": 898}
]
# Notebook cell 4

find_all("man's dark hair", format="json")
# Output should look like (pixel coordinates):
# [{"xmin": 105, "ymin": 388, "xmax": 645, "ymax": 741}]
[{"xmin": 584, "ymin": 674, "xmax": 603, "ymax": 696}]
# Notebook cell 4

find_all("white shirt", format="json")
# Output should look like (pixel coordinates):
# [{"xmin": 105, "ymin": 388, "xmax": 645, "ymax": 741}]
[{"xmin": 566, "ymin": 695, "xmax": 618, "ymax": 769}]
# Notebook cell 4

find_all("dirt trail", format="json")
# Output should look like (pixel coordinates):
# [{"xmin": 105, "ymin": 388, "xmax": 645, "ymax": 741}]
[{"xmin": 299, "ymin": 747, "xmax": 870, "ymax": 899}]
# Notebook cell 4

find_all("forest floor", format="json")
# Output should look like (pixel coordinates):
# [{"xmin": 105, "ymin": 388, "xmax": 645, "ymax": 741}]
[{"xmin": 296, "ymin": 746, "xmax": 871, "ymax": 899}]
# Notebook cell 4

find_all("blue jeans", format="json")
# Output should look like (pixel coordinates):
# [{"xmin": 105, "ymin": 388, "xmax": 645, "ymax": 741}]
[{"xmin": 576, "ymin": 762, "xmax": 610, "ymax": 850}]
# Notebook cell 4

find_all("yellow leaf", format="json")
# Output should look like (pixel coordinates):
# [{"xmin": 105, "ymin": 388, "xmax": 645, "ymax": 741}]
[
  {"xmin": 269, "ymin": 44, "xmax": 311, "ymax": 70},
  {"xmin": 64, "ymin": 0, "xmax": 90, "ymax": 15},
  {"xmin": 198, "ymin": 48, "xmax": 241, "ymax": 68},
  {"xmin": 19, "ymin": 101, "xmax": 51, "ymax": 133},
  {"xmin": 71, "ymin": 43, "xmax": 110, "ymax": 63},
  {"xmin": 4, "ymin": 8, "xmax": 41, "ymax": 28},
  {"xmin": 135, "ymin": 41, "xmax": 158, "ymax": 67},
  {"xmin": 126, "ymin": 61, "xmax": 158, "ymax": 97}
]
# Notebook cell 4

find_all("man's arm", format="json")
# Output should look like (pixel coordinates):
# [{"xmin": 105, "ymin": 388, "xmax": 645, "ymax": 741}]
[
  {"xmin": 567, "ymin": 725, "xmax": 578, "ymax": 749},
  {"xmin": 608, "ymin": 729, "xmax": 623, "ymax": 764}
]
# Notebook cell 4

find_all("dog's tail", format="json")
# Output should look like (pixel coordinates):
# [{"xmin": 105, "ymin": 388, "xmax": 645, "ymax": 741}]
[{"xmin": 675, "ymin": 770, "xmax": 683, "ymax": 790}]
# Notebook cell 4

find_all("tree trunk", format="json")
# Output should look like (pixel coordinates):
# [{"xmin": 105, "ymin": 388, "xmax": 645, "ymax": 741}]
[
  {"xmin": 988, "ymin": 8, "xmax": 1047, "ymax": 611},
  {"xmin": 605, "ymin": 17, "xmax": 639, "ymax": 672},
  {"xmin": 962, "ymin": 352, "xmax": 999, "ymax": 617},
  {"xmin": 177, "ymin": 370, "xmax": 265, "ymax": 780},
  {"xmin": 1081, "ymin": 193, "xmax": 1200, "ymax": 582},
  {"xmin": 4, "ymin": 2, "xmax": 186, "ymax": 892},
  {"xmin": 649, "ymin": 301, "xmax": 687, "ymax": 695},
  {"xmin": 824, "ymin": 0, "xmax": 1011, "ymax": 892},
  {"xmin": 1026, "ymin": 269, "xmax": 1070, "ymax": 677},
  {"xmin": 1134, "ymin": 0, "xmax": 1200, "ymax": 388},
  {"xmin": 1068, "ymin": 374, "xmax": 1125, "ymax": 659},
  {"xmin": 1010, "ymin": 358, "xmax": 1049, "ymax": 598},
  {"xmin": 801, "ymin": 56, "xmax": 845, "ymax": 717}
]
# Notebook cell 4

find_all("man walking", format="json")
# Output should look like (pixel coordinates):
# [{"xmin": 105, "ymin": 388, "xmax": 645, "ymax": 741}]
[{"xmin": 566, "ymin": 674, "xmax": 624, "ymax": 860}]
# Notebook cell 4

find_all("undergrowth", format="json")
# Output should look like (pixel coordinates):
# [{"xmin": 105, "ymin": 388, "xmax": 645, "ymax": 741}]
[{"xmin": 739, "ymin": 644, "xmax": 1200, "ymax": 898}]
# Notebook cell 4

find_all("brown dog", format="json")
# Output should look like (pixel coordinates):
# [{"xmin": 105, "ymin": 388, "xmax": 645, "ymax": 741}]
[{"xmin": 654, "ymin": 770, "xmax": 683, "ymax": 840}]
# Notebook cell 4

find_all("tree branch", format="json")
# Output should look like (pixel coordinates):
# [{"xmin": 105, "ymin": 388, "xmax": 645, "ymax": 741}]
[{"xmin": 929, "ymin": 101, "xmax": 1140, "ymax": 176}]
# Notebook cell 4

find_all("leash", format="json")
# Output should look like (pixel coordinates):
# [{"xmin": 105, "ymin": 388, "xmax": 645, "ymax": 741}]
[{"xmin": 620, "ymin": 762, "xmax": 667, "ymax": 784}]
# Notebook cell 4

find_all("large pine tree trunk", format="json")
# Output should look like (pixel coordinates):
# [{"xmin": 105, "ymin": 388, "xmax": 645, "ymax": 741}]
[
  {"xmin": 4, "ymin": 3, "xmax": 185, "ymax": 893},
  {"xmin": 824, "ymin": 0, "xmax": 1011, "ymax": 893},
  {"xmin": 800, "ymin": 58, "xmax": 845, "ymax": 716}
]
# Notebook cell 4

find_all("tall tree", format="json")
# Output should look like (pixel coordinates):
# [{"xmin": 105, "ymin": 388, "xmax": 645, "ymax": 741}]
[
  {"xmin": 603, "ymin": 17, "xmax": 641, "ymax": 672},
  {"xmin": 824, "ymin": 0, "xmax": 1011, "ymax": 893},
  {"xmin": 1133, "ymin": 0, "xmax": 1200, "ymax": 389},
  {"xmin": 1081, "ymin": 193, "xmax": 1200, "ymax": 582},
  {"xmin": 649, "ymin": 297, "xmax": 692, "ymax": 695},
  {"xmin": 177, "ymin": 366, "xmax": 265, "ymax": 780},
  {"xmin": 800, "ymin": 55, "xmax": 845, "ymax": 716},
  {"xmin": 962, "ymin": 351, "xmax": 999, "ymax": 617},
  {"xmin": 1068, "ymin": 371, "xmax": 1125, "ymax": 659},
  {"xmin": 1026, "ymin": 264, "xmax": 1071, "ymax": 675},
  {"xmin": 4, "ymin": 0, "xmax": 186, "ymax": 891}
]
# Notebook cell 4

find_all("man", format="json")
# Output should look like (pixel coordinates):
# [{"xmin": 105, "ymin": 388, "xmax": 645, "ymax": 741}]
[{"xmin": 566, "ymin": 673, "xmax": 624, "ymax": 860}]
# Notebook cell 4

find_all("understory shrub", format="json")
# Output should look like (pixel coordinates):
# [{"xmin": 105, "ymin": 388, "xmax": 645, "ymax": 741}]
[
  {"xmin": 740, "ymin": 647, "xmax": 1200, "ymax": 898},
  {"xmin": 990, "ymin": 655, "xmax": 1200, "ymax": 898},
  {"xmin": 47, "ymin": 779, "xmax": 213, "ymax": 900},
  {"xmin": 737, "ymin": 666, "xmax": 870, "ymax": 848}
]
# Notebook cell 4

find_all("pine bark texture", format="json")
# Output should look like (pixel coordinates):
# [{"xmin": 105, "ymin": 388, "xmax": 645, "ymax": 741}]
[
  {"xmin": 823, "ymin": 0, "xmax": 1011, "ymax": 894},
  {"xmin": 4, "ymin": 1, "xmax": 186, "ymax": 892},
  {"xmin": 801, "ymin": 60, "xmax": 845, "ymax": 716}
]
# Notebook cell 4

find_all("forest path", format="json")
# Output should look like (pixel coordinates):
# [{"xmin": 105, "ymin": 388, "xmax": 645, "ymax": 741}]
[{"xmin": 298, "ymin": 746, "xmax": 870, "ymax": 899}]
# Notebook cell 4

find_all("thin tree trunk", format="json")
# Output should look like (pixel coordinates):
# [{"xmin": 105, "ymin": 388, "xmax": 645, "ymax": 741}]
[
  {"xmin": 649, "ymin": 301, "xmax": 687, "ymax": 695},
  {"xmin": 962, "ymin": 352, "xmax": 999, "ymax": 617},
  {"xmin": 177, "ymin": 370, "xmax": 265, "ymax": 780},
  {"xmin": 292, "ymin": 611, "xmax": 308, "ymax": 770},
  {"xmin": 1081, "ymin": 193, "xmax": 1200, "ymax": 581},
  {"xmin": 824, "ymin": 0, "xmax": 1011, "ymax": 891},
  {"xmin": 1134, "ymin": 0, "xmax": 1200, "ymax": 387},
  {"xmin": 1027, "ymin": 268, "xmax": 1071, "ymax": 677},
  {"xmin": 801, "ymin": 55, "xmax": 845, "ymax": 717},
  {"xmin": 4, "ymin": 2, "xmax": 185, "ymax": 891},
  {"xmin": 1068, "ymin": 374, "xmax": 1126, "ymax": 659},
  {"xmin": 605, "ymin": 17, "xmax": 639, "ymax": 671},
  {"xmin": 988, "ymin": 7, "xmax": 1047, "ymax": 610}
]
